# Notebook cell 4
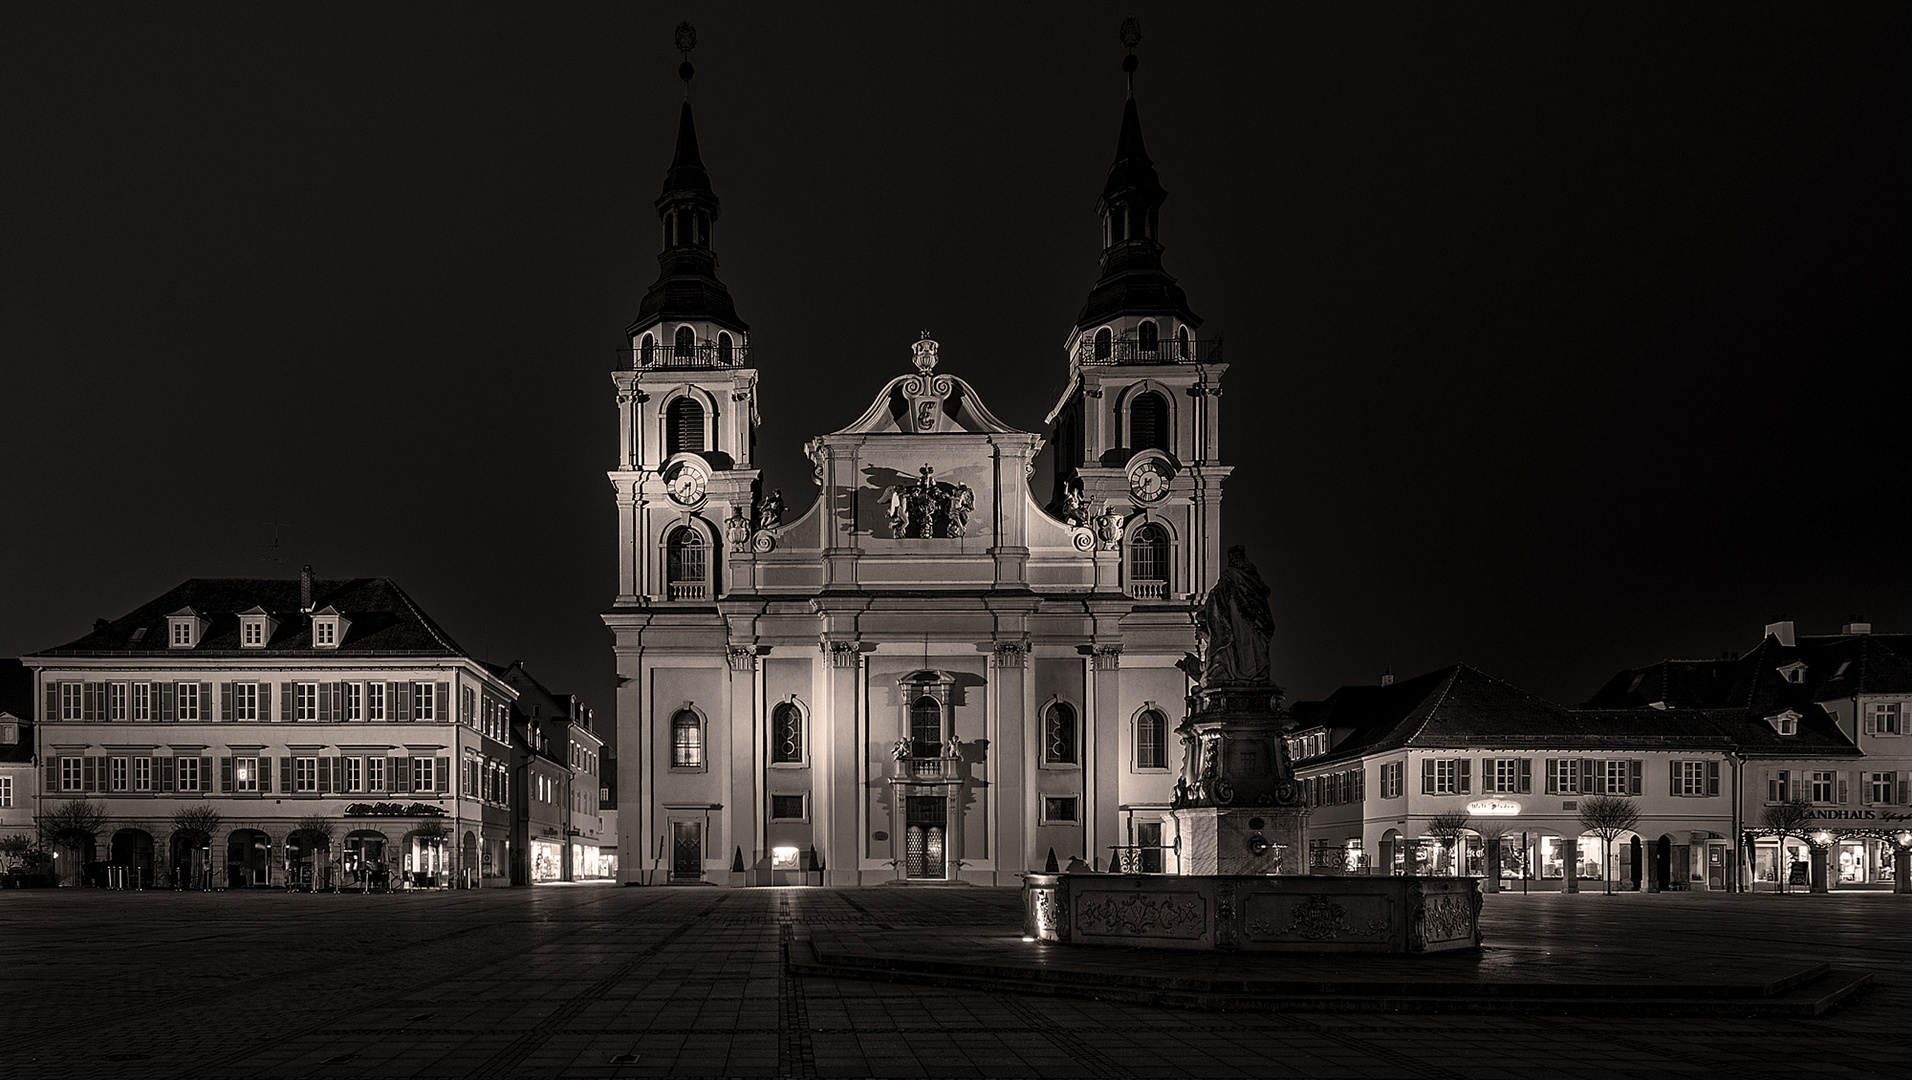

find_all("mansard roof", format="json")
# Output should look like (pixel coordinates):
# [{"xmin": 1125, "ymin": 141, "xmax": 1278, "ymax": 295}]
[{"xmin": 30, "ymin": 578, "xmax": 467, "ymax": 658}]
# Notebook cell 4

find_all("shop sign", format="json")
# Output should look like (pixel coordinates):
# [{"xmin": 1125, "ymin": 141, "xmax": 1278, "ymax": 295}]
[
  {"xmin": 1805, "ymin": 810, "xmax": 1912, "ymax": 823},
  {"xmin": 1465, "ymin": 798, "xmax": 1521, "ymax": 816}
]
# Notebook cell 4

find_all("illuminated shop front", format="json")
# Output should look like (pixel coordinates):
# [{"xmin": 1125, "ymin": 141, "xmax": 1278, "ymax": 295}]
[{"xmin": 531, "ymin": 838, "xmax": 563, "ymax": 882}]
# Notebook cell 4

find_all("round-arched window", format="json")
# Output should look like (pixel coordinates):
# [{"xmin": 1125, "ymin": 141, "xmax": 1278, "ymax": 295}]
[
  {"xmin": 1043, "ymin": 702, "xmax": 1078, "ymax": 765},
  {"xmin": 1094, "ymin": 327, "xmax": 1113, "ymax": 362},
  {"xmin": 1129, "ymin": 391, "xmax": 1168, "ymax": 452},
  {"xmin": 666, "ymin": 527, "xmax": 707, "ymax": 598},
  {"xmin": 666, "ymin": 397, "xmax": 705, "ymax": 455},
  {"xmin": 1177, "ymin": 325, "xmax": 1190, "ymax": 359},
  {"xmin": 674, "ymin": 326, "xmax": 695, "ymax": 359},
  {"xmin": 1138, "ymin": 320, "xmax": 1158, "ymax": 354},
  {"xmin": 1129, "ymin": 524, "xmax": 1169, "ymax": 598},
  {"xmin": 717, "ymin": 332, "xmax": 733, "ymax": 365},
  {"xmin": 671, "ymin": 710, "xmax": 703, "ymax": 768},
  {"xmin": 771, "ymin": 702, "xmax": 802, "ymax": 764},
  {"xmin": 639, "ymin": 333, "xmax": 655, "ymax": 366},
  {"xmin": 910, "ymin": 696, "xmax": 942, "ymax": 756},
  {"xmin": 1135, "ymin": 709, "xmax": 1168, "ymax": 770}
]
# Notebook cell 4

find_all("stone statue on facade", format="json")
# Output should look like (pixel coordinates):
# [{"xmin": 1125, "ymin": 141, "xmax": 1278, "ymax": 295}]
[
  {"xmin": 724, "ymin": 508, "xmax": 752, "ymax": 548},
  {"xmin": 1196, "ymin": 545, "xmax": 1275, "ymax": 688},
  {"xmin": 757, "ymin": 489, "xmax": 784, "ymax": 531}
]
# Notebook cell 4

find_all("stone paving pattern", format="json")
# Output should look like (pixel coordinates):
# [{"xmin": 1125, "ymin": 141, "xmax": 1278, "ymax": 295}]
[{"xmin": 2, "ymin": 884, "xmax": 1909, "ymax": 1078}]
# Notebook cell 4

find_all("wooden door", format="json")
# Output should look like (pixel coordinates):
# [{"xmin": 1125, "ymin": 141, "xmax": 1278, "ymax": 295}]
[{"xmin": 671, "ymin": 821, "xmax": 702, "ymax": 880}]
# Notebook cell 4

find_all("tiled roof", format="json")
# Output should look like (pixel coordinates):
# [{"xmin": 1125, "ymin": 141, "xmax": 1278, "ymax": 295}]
[
  {"xmin": 1585, "ymin": 632, "xmax": 1912, "ymax": 712},
  {"xmin": 28, "ymin": 578, "xmax": 467, "ymax": 657},
  {"xmin": 1299, "ymin": 663, "xmax": 1861, "ymax": 768},
  {"xmin": 0, "ymin": 660, "xmax": 32, "ymax": 764}
]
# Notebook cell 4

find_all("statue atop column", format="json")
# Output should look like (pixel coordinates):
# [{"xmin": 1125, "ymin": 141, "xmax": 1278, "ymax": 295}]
[{"xmin": 1196, "ymin": 545, "xmax": 1276, "ymax": 689}]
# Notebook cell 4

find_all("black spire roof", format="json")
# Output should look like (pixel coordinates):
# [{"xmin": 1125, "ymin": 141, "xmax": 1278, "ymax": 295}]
[
  {"xmin": 628, "ymin": 99, "xmax": 748, "ymax": 338},
  {"xmin": 1074, "ymin": 89, "xmax": 1201, "ymax": 334}
]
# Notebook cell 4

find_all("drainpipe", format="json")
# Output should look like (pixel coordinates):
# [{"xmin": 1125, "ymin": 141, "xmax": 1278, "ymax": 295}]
[{"xmin": 1728, "ymin": 753, "xmax": 1744, "ymax": 892}]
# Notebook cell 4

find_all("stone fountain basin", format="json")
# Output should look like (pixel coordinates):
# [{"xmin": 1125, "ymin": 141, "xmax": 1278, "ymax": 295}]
[{"xmin": 1023, "ymin": 872, "xmax": 1482, "ymax": 954}]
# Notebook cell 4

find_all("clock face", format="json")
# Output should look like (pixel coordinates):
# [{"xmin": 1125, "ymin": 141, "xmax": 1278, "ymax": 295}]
[
  {"xmin": 1128, "ymin": 459, "xmax": 1172, "ymax": 503},
  {"xmin": 665, "ymin": 463, "xmax": 707, "ymax": 506}
]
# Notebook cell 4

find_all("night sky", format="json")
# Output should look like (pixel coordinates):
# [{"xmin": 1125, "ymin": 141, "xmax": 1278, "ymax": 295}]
[{"xmin": 3, "ymin": 5, "xmax": 1906, "ymax": 755}]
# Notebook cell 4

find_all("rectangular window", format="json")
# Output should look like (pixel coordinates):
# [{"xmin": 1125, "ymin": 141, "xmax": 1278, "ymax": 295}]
[
  {"xmin": 109, "ymin": 683, "xmax": 127, "ymax": 721},
  {"xmin": 367, "ymin": 756, "xmax": 384, "ymax": 793},
  {"xmin": 1423, "ymin": 758, "xmax": 1469, "ymax": 794},
  {"xmin": 0, "ymin": 776, "xmax": 10, "ymax": 808},
  {"xmin": 344, "ymin": 682, "xmax": 362, "ymax": 721},
  {"xmin": 1041, "ymin": 796, "xmax": 1079, "ymax": 823},
  {"xmin": 412, "ymin": 757, "xmax": 434, "ymax": 792},
  {"xmin": 243, "ymin": 622, "xmax": 263, "ymax": 646},
  {"xmin": 234, "ymin": 756, "xmax": 260, "ymax": 792},
  {"xmin": 176, "ymin": 757, "xmax": 201, "ymax": 792},
  {"xmin": 61, "ymin": 682, "xmax": 82, "ymax": 721},
  {"xmin": 462, "ymin": 687, "xmax": 475, "ymax": 726},
  {"xmin": 132, "ymin": 683, "xmax": 152, "ymax": 721},
  {"xmin": 295, "ymin": 757, "xmax": 317, "ymax": 792},
  {"xmin": 1874, "ymin": 703, "xmax": 1902, "ymax": 736},
  {"xmin": 61, "ymin": 756, "xmax": 82, "ymax": 791},
  {"xmin": 1547, "ymin": 758, "xmax": 1582, "ymax": 795},
  {"xmin": 366, "ymin": 682, "xmax": 386, "ymax": 721},
  {"xmin": 1769, "ymin": 769, "xmax": 1791, "ymax": 803},
  {"xmin": 1869, "ymin": 771, "xmax": 1897, "ymax": 805},
  {"xmin": 1810, "ymin": 771, "xmax": 1836, "ymax": 804},
  {"xmin": 314, "ymin": 620, "xmax": 336, "ymax": 646},
  {"xmin": 412, "ymin": 683, "xmax": 435, "ymax": 721},
  {"xmin": 234, "ymin": 683, "xmax": 259, "ymax": 721},
  {"xmin": 770, "ymin": 794, "xmax": 805, "ymax": 820},
  {"xmin": 171, "ymin": 622, "xmax": 190, "ymax": 646},
  {"xmin": 177, "ymin": 682, "xmax": 199, "ymax": 721},
  {"xmin": 343, "ymin": 757, "xmax": 362, "ymax": 793},
  {"xmin": 295, "ymin": 683, "xmax": 317, "ymax": 721},
  {"xmin": 110, "ymin": 756, "xmax": 128, "ymax": 792},
  {"xmin": 133, "ymin": 757, "xmax": 151, "ymax": 791},
  {"xmin": 1381, "ymin": 761, "xmax": 1403, "ymax": 799}
]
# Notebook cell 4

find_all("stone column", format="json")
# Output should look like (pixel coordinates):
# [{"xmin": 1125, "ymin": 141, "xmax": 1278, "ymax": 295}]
[
  {"xmin": 1894, "ymin": 847, "xmax": 1910, "ymax": 894},
  {"xmin": 1810, "ymin": 846, "xmax": 1829, "ymax": 893},
  {"xmin": 1564, "ymin": 837, "xmax": 1579, "ymax": 893}
]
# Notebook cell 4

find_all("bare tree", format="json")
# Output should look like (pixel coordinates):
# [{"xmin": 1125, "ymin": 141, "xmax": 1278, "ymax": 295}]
[
  {"xmin": 37, "ymin": 798, "xmax": 109, "ymax": 848},
  {"xmin": 293, "ymin": 814, "xmax": 337, "ymax": 892},
  {"xmin": 170, "ymin": 803, "xmax": 222, "ymax": 843},
  {"xmin": 1425, "ymin": 811, "xmax": 1473, "ymax": 876},
  {"xmin": 1761, "ymin": 798, "xmax": 1815, "ymax": 894},
  {"xmin": 1576, "ymin": 796, "xmax": 1642, "ymax": 895}
]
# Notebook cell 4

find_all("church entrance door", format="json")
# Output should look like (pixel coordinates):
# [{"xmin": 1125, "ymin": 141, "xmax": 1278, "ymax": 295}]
[
  {"xmin": 671, "ymin": 821, "xmax": 702, "ymax": 882},
  {"xmin": 904, "ymin": 797, "xmax": 947, "ymax": 879}
]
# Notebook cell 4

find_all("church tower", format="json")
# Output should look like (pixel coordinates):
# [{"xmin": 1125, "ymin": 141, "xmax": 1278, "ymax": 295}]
[
  {"xmin": 609, "ymin": 26, "xmax": 759, "ymax": 606},
  {"xmin": 1045, "ymin": 19, "xmax": 1229, "ymax": 602}
]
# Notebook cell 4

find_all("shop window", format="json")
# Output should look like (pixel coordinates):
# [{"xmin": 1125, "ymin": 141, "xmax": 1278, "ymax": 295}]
[
  {"xmin": 770, "ymin": 702, "xmax": 803, "ymax": 764},
  {"xmin": 671, "ymin": 710, "xmax": 703, "ymax": 769},
  {"xmin": 1042, "ymin": 702, "xmax": 1078, "ymax": 766}
]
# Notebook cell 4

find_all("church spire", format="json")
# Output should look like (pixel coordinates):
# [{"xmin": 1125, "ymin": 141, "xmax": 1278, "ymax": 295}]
[
  {"xmin": 629, "ymin": 22, "xmax": 748, "ymax": 353},
  {"xmin": 1072, "ymin": 17, "xmax": 1200, "ymax": 341}
]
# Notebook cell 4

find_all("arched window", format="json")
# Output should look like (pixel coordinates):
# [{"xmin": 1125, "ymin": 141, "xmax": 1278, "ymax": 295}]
[
  {"xmin": 1177, "ymin": 325, "xmax": 1190, "ymax": 359},
  {"xmin": 717, "ymin": 332, "xmax": 732, "ymax": 365},
  {"xmin": 1129, "ymin": 391, "xmax": 1168, "ymax": 452},
  {"xmin": 671, "ymin": 710, "xmax": 703, "ymax": 768},
  {"xmin": 639, "ymin": 333, "xmax": 655, "ymax": 366},
  {"xmin": 666, "ymin": 527, "xmax": 707, "ymax": 600},
  {"xmin": 1129, "ymin": 524, "xmax": 1169, "ymax": 599},
  {"xmin": 1135, "ymin": 709, "xmax": 1168, "ymax": 771},
  {"xmin": 1094, "ymin": 327, "xmax": 1113, "ymax": 362},
  {"xmin": 910, "ymin": 696, "xmax": 942, "ymax": 757},
  {"xmin": 666, "ymin": 397, "xmax": 705, "ymax": 455},
  {"xmin": 770, "ymin": 702, "xmax": 803, "ymax": 764},
  {"xmin": 1137, "ymin": 320, "xmax": 1158, "ymax": 354},
  {"xmin": 1043, "ymin": 702, "xmax": 1078, "ymax": 766},
  {"xmin": 673, "ymin": 326, "xmax": 695, "ymax": 359},
  {"xmin": 1110, "ymin": 206, "xmax": 1126, "ymax": 242}
]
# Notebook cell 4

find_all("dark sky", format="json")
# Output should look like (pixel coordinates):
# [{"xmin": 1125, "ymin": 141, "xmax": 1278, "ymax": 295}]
[{"xmin": 3, "ymin": 5, "xmax": 1906, "ymax": 753}]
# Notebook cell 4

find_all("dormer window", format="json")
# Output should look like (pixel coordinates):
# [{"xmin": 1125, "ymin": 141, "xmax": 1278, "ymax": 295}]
[
  {"xmin": 1778, "ymin": 661, "xmax": 1807, "ymax": 685},
  {"xmin": 310, "ymin": 606, "xmax": 350, "ymax": 649},
  {"xmin": 166, "ymin": 608, "xmax": 208, "ymax": 649},
  {"xmin": 1768, "ymin": 710, "xmax": 1801, "ymax": 736},
  {"xmin": 237, "ymin": 606, "xmax": 278, "ymax": 650}
]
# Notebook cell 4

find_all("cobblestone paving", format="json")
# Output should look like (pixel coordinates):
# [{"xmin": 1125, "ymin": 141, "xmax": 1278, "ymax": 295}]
[{"xmin": 2, "ymin": 884, "xmax": 1909, "ymax": 1078}]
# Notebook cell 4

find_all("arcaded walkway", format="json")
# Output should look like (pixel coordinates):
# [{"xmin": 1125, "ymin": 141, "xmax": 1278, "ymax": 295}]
[{"xmin": 0, "ymin": 884, "xmax": 1906, "ymax": 1078}]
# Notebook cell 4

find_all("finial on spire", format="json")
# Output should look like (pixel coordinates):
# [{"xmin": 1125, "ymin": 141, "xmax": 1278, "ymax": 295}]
[
  {"xmin": 1119, "ymin": 15, "xmax": 1141, "ymax": 96},
  {"xmin": 676, "ymin": 21, "xmax": 697, "ymax": 96}
]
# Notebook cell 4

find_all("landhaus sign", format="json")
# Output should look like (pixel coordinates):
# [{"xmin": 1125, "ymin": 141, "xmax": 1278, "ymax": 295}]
[{"xmin": 1804, "ymin": 809, "xmax": 1912, "ymax": 822}]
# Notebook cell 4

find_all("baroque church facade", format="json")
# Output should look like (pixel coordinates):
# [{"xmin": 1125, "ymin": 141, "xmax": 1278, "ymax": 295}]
[{"xmin": 606, "ymin": 52, "xmax": 1231, "ymax": 886}]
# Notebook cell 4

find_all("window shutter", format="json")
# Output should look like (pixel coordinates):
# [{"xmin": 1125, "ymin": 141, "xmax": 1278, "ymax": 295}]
[
  {"xmin": 318, "ymin": 757, "xmax": 332, "ymax": 794},
  {"xmin": 393, "ymin": 683, "xmax": 410, "ymax": 721},
  {"xmin": 1901, "ymin": 778, "xmax": 1909, "ymax": 806},
  {"xmin": 1866, "ymin": 710, "xmax": 1878, "ymax": 735},
  {"xmin": 1670, "ymin": 761, "xmax": 1681, "ymax": 796},
  {"xmin": 281, "ymin": 682, "xmax": 294, "ymax": 720},
  {"xmin": 44, "ymin": 683, "xmax": 58, "ymax": 723},
  {"xmin": 281, "ymin": 757, "xmax": 293, "ymax": 792},
  {"xmin": 1838, "ymin": 775, "xmax": 1849, "ymax": 805},
  {"xmin": 1577, "ymin": 759, "xmax": 1594, "ymax": 795},
  {"xmin": 436, "ymin": 756, "xmax": 449, "ymax": 793},
  {"xmin": 1458, "ymin": 758, "xmax": 1471, "ymax": 794},
  {"xmin": 1516, "ymin": 758, "xmax": 1531, "ymax": 794},
  {"xmin": 45, "ymin": 758, "xmax": 58, "ymax": 791},
  {"xmin": 200, "ymin": 756, "xmax": 211, "ymax": 787},
  {"xmin": 436, "ymin": 683, "xmax": 450, "ymax": 722},
  {"xmin": 161, "ymin": 757, "xmax": 175, "ymax": 792},
  {"xmin": 392, "ymin": 756, "xmax": 408, "ymax": 793},
  {"xmin": 319, "ymin": 684, "xmax": 334, "ymax": 723},
  {"xmin": 1421, "ymin": 759, "xmax": 1434, "ymax": 794},
  {"xmin": 221, "ymin": 757, "xmax": 233, "ymax": 792},
  {"xmin": 222, "ymin": 684, "xmax": 235, "ymax": 722},
  {"xmin": 82, "ymin": 756, "xmax": 96, "ymax": 792},
  {"xmin": 161, "ymin": 682, "xmax": 176, "ymax": 721},
  {"xmin": 1629, "ymin": 760, "xmax": 1643, "ymax": 796},
  {"xmin": 1545, "ymin": 759, "xmax": 1558, "ymax": 794},
  {"xmin": 83, "ymin": 682, "xmax": 100, "ymax": 721}
]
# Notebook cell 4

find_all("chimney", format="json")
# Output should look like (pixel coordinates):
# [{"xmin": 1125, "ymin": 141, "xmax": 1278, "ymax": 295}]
[
  {"xmin": 1764, "ymin": 614, "xmax": 1795, "ymax": 647},
  {"xmin": 1842, "ymin": 614, "xmax": 1872, "ymax": 635},
  {"xmin": 300, "ymin": 564, "xmax": 314, "ymax": 612},
  {"xmin": 1380, "ymin": 667, "xmax": 1395, "ymax": 687}
]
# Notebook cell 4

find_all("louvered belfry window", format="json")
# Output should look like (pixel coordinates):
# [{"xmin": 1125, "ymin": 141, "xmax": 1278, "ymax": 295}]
[
  {"xmin": 1129, "ymin": 391, "xmax": 1168, "ymax": 451},
  {"xmin": 667, "ymin": 397, "xmax": 705, "ymax": 455}
]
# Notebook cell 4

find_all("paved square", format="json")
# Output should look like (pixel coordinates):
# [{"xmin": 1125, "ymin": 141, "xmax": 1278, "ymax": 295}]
[{"xmin": 1, "ymin": 885, "xmax": 1908, "ymax": 1078}]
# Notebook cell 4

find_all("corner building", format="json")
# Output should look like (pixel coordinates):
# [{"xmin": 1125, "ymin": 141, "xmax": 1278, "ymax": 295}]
[{"xmin": 607, "ymin": 67, "xmax": 1228, "ymax": 886}]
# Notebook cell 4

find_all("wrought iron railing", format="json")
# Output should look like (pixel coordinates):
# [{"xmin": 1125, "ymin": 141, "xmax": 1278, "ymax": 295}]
[
  {"xmin": 618, "ymin": 341, "xmax": 751, "ymax": 371},
  {"xmin": 1075, "ymin": 335, "xmax": 1222, "ymax": 367},
  {"xmin": 1108, "ymin": 845, "xmax": 1168, "ymax": 874}
]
